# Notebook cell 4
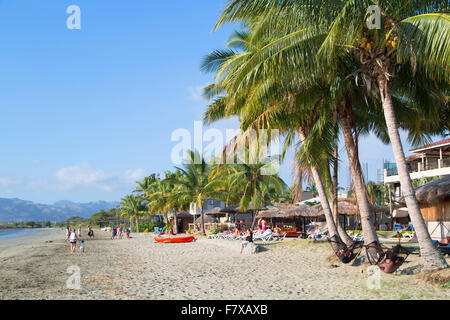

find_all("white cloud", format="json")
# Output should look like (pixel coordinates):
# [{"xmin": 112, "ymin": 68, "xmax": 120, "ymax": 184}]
[
  {"xmin": 0, "ymin": 177, "xmax": 22, "ymax": 187},
  {"xmin": 53, "ymin": 162, "xmax": 147, "ymax": 192},
  {"xmin": 55, "ymin": 162, "xmax": 112, "ymax": 186},
  {"xmin": 124, "ymin": 168, "xmax": 147, "ymax": 182}
]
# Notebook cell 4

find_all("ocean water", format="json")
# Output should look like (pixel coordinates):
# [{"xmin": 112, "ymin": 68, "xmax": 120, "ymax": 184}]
[{"xmin": 0, "ymin": 228, "xmax": 42, "ymax": 241}]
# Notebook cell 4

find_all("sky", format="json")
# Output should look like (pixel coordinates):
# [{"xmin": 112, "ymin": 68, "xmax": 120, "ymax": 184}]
[{"xmin": 0, "ymin": 0, "xmax": 440, "ymax": 204}]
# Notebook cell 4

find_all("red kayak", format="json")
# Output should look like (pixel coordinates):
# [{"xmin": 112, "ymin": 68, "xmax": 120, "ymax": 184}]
[
  {"xmin": 281, "ymin": 231, "xmax": 302, "ymax": 237},
  {"xmin": 154, "ymin": 236, "xmax": 195, "ymax": 243}
]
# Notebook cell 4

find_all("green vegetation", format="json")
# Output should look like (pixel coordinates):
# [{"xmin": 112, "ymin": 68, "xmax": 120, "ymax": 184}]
[
  {"xmin": 201, "ymin": 0, "xmax": 449, "ymax": 271},
  {"xmin": 115, "ymin": 150, "xmax": 289, "ymax": 236},
  {"xmin": 0, "ymin": 221, "xmax": 52, "ymax": 229}
]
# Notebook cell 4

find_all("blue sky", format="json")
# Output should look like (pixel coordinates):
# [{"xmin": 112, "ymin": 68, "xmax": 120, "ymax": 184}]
[{"xmin": 0, "ymin": 1, "xmax": 437, "ymax": 204}]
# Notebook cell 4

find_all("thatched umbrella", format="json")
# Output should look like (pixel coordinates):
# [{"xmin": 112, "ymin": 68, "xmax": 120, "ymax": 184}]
[
  {"xmin": 257, "ymin": 204, "xmax": 322, "ymax": 234},
  {"xmin": 205, "ymin": 207, "xmax": 226, "ymax": 216},
  {"xmin": 220, "ymin": 205, "xmax": 241, "ymax": 213},
  {"xmin": 257, "ymin": 204, "xmax": 322, "ymax": 218},
  {"xmin": 313, "ymin": 198, "xmax": 388, "ymax": 216},
  {"xmin": 413, "ymin": 175, "xmax": 450, "ymax": 204}
]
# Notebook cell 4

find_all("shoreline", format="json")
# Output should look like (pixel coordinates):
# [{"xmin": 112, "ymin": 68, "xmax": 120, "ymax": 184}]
[{"xmin": 0, "ymin": 230, "xmax": 448, "ymax": 300}]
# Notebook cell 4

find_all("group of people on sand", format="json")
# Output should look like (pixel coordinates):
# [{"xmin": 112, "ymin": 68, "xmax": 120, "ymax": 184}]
[
  {"xmin": 111, "ymin": 225, "xmax": 130, "ymax": 240},
  {"xmin": 238, "ymin": 218, "xmax": 285, "ymax": 253},
  {"xmin": 65, "ymin": 226, "xmax": 94, "ymax": 253}
]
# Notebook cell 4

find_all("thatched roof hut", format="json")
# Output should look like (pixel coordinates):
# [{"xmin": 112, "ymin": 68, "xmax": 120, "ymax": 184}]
[
  {"xmin": 257, "ymin": 204, "xmax": 322, "ymax": 219},
  {"xmin": 413, "ymin": 175, "xmax": 450, "ymax": 204},
  {"xmin": 205, "ymin": 207, "xmax": 225, "ymax": 216},
  {"xmin": 313, "ymin": 198, "xmax": 388, "ymax": 216},
  {"xmin": 220, "ymin": 205, "xmax": 241, "ymax": 213},
  {"xmin": 193, "ymin": 215, "xmax": 216, "ymax": 224},
  {"xmin": 176, "ymin": 211, "xmax": 193, "ymax": 219},
  {"xmin": 220, "ymin": 204, "xmax": 264, "ymax": 213},
  {"xmin": 404, "ymin": 176, "xmax": 450, "ymax": 241}
]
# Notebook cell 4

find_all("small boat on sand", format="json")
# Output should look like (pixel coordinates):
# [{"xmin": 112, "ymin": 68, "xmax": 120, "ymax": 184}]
[
  {"xmin": 154, "ymin": 236, "xmax": 195, "ymax": 243},
  {"xmin": 281, "ymin": 231, "xmax": 302, "ymax": 237}
]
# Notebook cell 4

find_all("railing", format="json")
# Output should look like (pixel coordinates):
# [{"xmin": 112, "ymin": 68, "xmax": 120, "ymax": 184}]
[{"xmin": 385, "ymin": 157, "xmax": 450, "ymax": 177}]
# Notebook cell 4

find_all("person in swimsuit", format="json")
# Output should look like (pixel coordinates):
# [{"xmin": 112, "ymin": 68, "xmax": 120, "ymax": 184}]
[
  {"xmin": 261, "ymin": 219, "xmax": 267, "ymax": 232},
  {"xmin": 240, "ymin": 229, "xmax": 254, "ymax": 254},
  {"xmin": 273, "ymin": 225, "xmax": 281, "ymax": 235},
  {"xmin": 126, "ymin": 228, "xmax": 130, "ymax": 239}
]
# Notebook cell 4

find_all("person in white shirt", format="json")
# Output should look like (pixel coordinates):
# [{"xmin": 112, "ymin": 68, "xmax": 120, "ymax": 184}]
[{"xmin": 69, "ymin": 230, "xmax": 78, "ymax": 253}]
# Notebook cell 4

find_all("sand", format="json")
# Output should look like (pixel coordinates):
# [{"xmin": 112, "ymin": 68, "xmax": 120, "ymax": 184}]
[{"xmin": 0, "ymin": 229, "xmax": 448, "ymax": 300}]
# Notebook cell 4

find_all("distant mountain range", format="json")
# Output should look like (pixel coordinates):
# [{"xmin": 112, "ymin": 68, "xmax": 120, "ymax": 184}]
[{"xmin": 0, "ymin": 198, "xmax": 119, "ymax": 222}]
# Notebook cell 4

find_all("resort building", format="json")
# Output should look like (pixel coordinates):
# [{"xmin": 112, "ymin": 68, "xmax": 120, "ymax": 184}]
[
  {"xmin": 189, "ymin": 197, "xmax": 226, "ymax": 216},
  {"xmin": 384, "ymin": 138, "xmax": 450, "ymax": 198},
  {"xmin": 383, "ymin": 138, "xmax": 450, "ymax": 241}
]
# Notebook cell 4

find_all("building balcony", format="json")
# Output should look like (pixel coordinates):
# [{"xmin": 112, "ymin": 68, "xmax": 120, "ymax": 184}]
[{"xmin": 384, "ymin": 159, "xmax": 450, "ymax": 184}]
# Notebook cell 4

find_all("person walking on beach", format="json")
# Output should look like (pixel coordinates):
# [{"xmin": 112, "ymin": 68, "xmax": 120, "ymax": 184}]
[
  {"xmin": 65, "ymin": 227, "xmax": 71, "ymax": 242},
  {"xmin": 80, "ymin": 240, "xmax": 85, "ymax": 253},
  {"xmin": 77, "ymin": 228, "xmax": 82, "ymax": 239},
  {"xmin": 69, "ymin": 229, "xmax": 78, "ymax": 253},
  {"xmin": 111, "ymin": 226, "xmax": 117, "ymax": 239},
  {"xmin": 87, "ymin": 226, "xmax": 94, "ymax": 239},
  {"xmin": 118, "ymin": 225, "xmax": 123, "ymax": 239},
  {"xmin": 240, "ymin": 229, "xmax": 253, "ymax": 254},
  {"xmin": 126, "ymin": 228, "xmax": 130, "ymax": 239}
]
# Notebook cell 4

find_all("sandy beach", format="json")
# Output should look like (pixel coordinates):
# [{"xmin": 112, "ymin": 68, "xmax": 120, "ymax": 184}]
[{"xmin": 0, "ymin": 229, "xmax": 448, "ymax": 300}]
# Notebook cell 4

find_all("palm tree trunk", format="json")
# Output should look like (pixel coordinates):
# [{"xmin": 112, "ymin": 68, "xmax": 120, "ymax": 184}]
[
  {"xmin": 325, "ymin": 154, "xmax": 354, "ymax": 246},
  {"xmin": 333, "ymin": 147, "xmax": 339, "ymax": 225},
  {"xmin": 338, "ymin": 99, "xmax": 379, "ymax": 246},
  {"xmin": 200, "ymin": 206, "xmax": 206, "ymax": 236},
  {"xmin": 173, "ymin": 211, "xmax": 178, "ymax": 234},
  {"xmin": 332, "ymin": 106, "xmax": 339, "ymax": 225},
  {"xmin": 298, "ymin": 128, "xmax": 340, "ymax": 240},
  {"xmin": 135, "ymin": 216, "xmax": 140, "ymax": 233},
  {"xmin": 377, "ymin": 77, "xmax": 448, "ymax": 270}
]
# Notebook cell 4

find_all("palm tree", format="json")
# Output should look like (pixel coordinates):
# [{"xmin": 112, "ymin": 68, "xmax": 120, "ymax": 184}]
[
  {"xmin": 147, "ymin": 172, "xmax": 178, "ymax": 224},
  {"xmin": 166, "ymin": 150, "xmax": 226, "ymax": 236},
  {"xmin": 119, "ymin": 195, "xmax": 147, "ymax": 233},
  {"xmin": 202, "ymin": 24, "xmax": 367, "ymax": 246},
  {"xmin": 212, "ymin": 0, "xmax": 448, "ymax": 270},
  {"xmin": 317, "ymin": 0, "xmax": 449, "ymax": 271}
]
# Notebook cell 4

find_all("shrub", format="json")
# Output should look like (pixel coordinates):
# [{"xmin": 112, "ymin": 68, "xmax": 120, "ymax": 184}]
[{"xmin": 208, "ymin": 227, "xmax": 219, "ymax": 235}]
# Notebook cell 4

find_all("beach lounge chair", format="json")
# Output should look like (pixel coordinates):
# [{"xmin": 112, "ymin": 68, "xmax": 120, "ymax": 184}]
[
  {"xmin": 439, "ymin": 244, "xmax": 450, "ymax": 256},
  {"xmin": 404, "ymin": 240, "xmax": 439, "ymax": 254},
  {"xmin": 273, "ymin": 232, "xmax": 286, "ymax": 241},
  {"xmin": 254, "ymin": 230, "xmax": 274, "ymax": 242}
]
